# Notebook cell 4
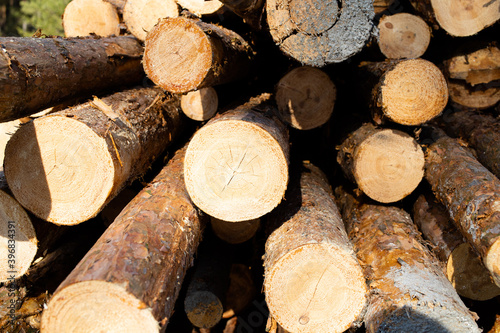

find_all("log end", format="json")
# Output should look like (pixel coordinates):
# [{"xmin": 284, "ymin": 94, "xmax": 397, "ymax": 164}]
[
  {"xmin": 41, "ymin": 281, "xmax": 159, "ymax": 332},
  {"xmin": 210, "ymin": 217, "xmax": 260, "ymax": 244},
  {"xmin": 380, "ymin": 59, "xmax": 448, "ymax": 125},
  {"xmin": 63, "ymin": 0, "xmax": 121, "ymax": 37},
  {"xmin": 144, "ymin": 17, "xmax": 213, "ymax": 93},
  {"xmin": 184, "ymin": 290, "xmax": 224, "ymax": 328},
  {"xmin": 181, "ymin": 87, "xmax": 219, "ymax": 121},
  {"xmin": 4, "ymin": 117, "xmax": 115, "ymax": 225},
  {"xmin": 123, "ymin": 0, "xmax": 179, "ymax": 41},
  {"xmin": 485, "ymin": 235, "xmax": 500, "ymax": 288},
  {"xmin": 265, "ymin": 243, "xmax": 367, "ymax": 333}
]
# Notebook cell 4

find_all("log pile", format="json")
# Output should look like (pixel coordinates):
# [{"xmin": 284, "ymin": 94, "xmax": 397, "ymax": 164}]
[{"xmin": 0, "ymin": 0, "xmax": 499, "ymax": 332}]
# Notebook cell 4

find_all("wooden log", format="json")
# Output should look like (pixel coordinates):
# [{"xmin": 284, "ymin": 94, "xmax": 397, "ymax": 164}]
[
  {"xmin": 41, "ymin": 146, "xmax": 207, "ymax": 332},
  {"xmin": 410, "ymin": 0, "xmax": 500, "ymax": 37},
  {"xmin": 441, "ymin": 109, "xmax": 500, "ymax": 179},
  {"xmin": 144, "ymin": 17, "xmax": 253, "ymax": 93},
  {"xmin": 337, "ymin": 123, "xmax": 424, "ymax": 203},
  {"xmin": 336, "ymin": 188, "xmax": 480, "ymax": 333},
  {"xmin": 210, "ymin": 217, "xmax": 260, "ymax": 244},
  {"xmin": 413, "ymin": 193, "xmax": 500, "ymax": 301},
  {"xmin": 425, "ymin": 132, "xmax": 500, "ymax": 288},
  {"xmin": 4, "ymin": 87, "xmax": 183, "ymax": 225},
  {"xmin": 176, "ymin": 0, "xmax": 224, "ymax": 16},
  {"xmin": 181, "ymin": 87, "xmax": 219, "ymax": 121},
  {"xmin": 218, "ymin": 0, "xmax": 264, "ymax": 29},
  {"xmin": 491, "ymin": 315, "xmax": 500, "ymax": 333},
  {"xmin": 184, "ymin": 94, "xmax": 289, "ymax": 222},
  {"xmin": 266, "ymin": 0, "xmax": 375, "ymax": 66},
  {"xmin": 104, "ymin": 0, "xmax": 127, "ymax": 13},
  {"xmin": 264, "ymin": 162, "xmax": 367, "ymax": 333},
  {"xmin": 448, "ymin": 81, "xmax": 500, "ymax": 109},
  {"xmin": 371, "ymin": 58, "xmax": 448, "ymax": 125},
  {"xmin": 0, "ymin": 36, "xmax": 144, "ymax": 122},
  {"xmin": 377, "ymin": 13, "xmax": 431, "ymax": 59},
  {"xmin": 223, "ymin": 264, "xmax": 256, "ymax": 318},
  {"xmin": 275, "ymin": 66, "xmax": 336, "ymax": 130},
  {"xmin": 123, "ymin": 0, "xmax": 179, "ymax": 41},
  {"xmin": 63, "ymin": 0, "xmax": 121, "ymax": 37}
]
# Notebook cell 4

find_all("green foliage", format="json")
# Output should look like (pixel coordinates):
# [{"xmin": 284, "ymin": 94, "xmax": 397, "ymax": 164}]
[{"xmin": 16, "ymin": 0, "xmax": 70, "ymax": 37}]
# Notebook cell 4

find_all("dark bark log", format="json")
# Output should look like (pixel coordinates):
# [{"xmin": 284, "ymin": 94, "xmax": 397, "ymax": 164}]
[{"xmin": 218, "ymin": 0, "xmax": 265, "ymax": 29}]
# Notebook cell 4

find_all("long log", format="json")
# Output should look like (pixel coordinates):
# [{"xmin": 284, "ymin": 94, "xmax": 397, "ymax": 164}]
[
  {"xmin": 143, "ymin": 17, "xmax": 254, "ymax": 93},
  {"xmin": 413, "ymin": 193, "xmax": 500, "ymax": 301},
  {"xmin": 0, "ymin": 36, "xmax": 144, "ymax": 122},
  {"xmin": 264, "ymin": 163, "xmax": 367, "ymax": 333},
  {"xmin": 184, "ymin": 94, "xmax": 289, "ymax": 222},
  {"xmin": 266, "ymin": 0, "xmax": 375, "ymax": 66},
  {"xmin": 4, "ymin": 87, "xmax": 183, "ymax": 225},
  {"xmin": 63, "ymin": 0, "xmax": 122, "ymax": 37},
  {"xmin": 425, "ymin": 131, "xmax": 500, "ymax": 287},
  {"xmin": 336, "ymin": 188, "xmax": 480, "ymax": 333},
  {"xmin": 41, "ymin": 146, "xmax": 207, "ymax": 332},
  {"xmin": 337, "ymin": 123, "xmax": 424, "ymax": 203},
  {"xmin": 123, "ymin": 0, "xmax": 179, "ymax": 41}
]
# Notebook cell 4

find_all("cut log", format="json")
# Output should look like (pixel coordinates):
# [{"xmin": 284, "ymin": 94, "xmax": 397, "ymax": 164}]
[
  {"xmin": 104, "ymin": 0, "xmax": 127, "ymax": 13},
  {"xmin": 63, "ymin": 0, "xmax": 121, "ymax": 37},
  {"xmin": 223, "ymin": 264, "xmax": 256, "ymax": 318},
  {"xmin": 181, "ymin": 87, "xmax": 219, "ymax": 121},
  {"xmin": 413, "ymin": 193, "xmax": 500, "ymax": 301},
  {"xmin": 266, "ymin": 0, "xmax": 375, "ymax": 66},
  {"xmin": 410, "ymin": 0, "xmax": 500, "ymax": 37},
  {"xmin": 372, "ymin": 58, "xmax": 448, "ymax": 125},
  {"xmin": 176, "ymin": 0, "xmax": 224, "ymax": 16},
  {"xmin": 0, "ymin": 36, "xmax": 144, "ymax": 122},
  {"xmin": 448, "ymin": 81, "xmax": 500, "ymax": 109},
  {"xmin": 184, "ymin": 94, "xmax": 289, "ymax": 222},
  {"xmin": 491, "ymin": 315, "xmax": 500, "ymax": 333},
  {"xmin": 336, "ymin": 188, "xmax": 480, "ymax": 333},
  {"xmin": 337, "ymin": 123, "xmax": 424, "ymax": 203},
  {"xmin": 264, "ymin": 162, "xmax": 367, "ymax": 333},
  {"xmin": 144, "ymin": 17, "xmax": 253, "ymax": 93},
  {"xmin": 425, "ymin": 133, "xmax": 500, "ymax": 288},
  {"xmin": 210, "ymin": 217, "xmax": 260, "ymax": 244},
  {"xmin": 373, "ymin": 0, "xmax": 396, "ymax": 15},
  {"xmin": 0, "ymin": 120, "xmax": 20, "ymax": 167},
  {"xmin": 275, "ymin": 66, "xmax": 336, "ymax": 130},
  {"xmin": 184, "ymin": 238, "xmax": 231, "ymax": 329},
  {"xmin": 41, "ymin": 146, "xmax": 207, "ymax": 332},
  {"xmin": 123, "ymin": 0, "xmax": 179, "ymax": 41},
  {"xmin": 218, "ymin": 0, "xmax": 265, "ymax": 29},
  {"xmin": 0, "ymin": 190, "xmax": 37, "ymax": 282},
  {"xmin": 377, "ymin": 13, "xmax": 431, "ymax": 59},
  {"xmin": 4, "ymin": 87, "xmax": 183, "ymax": 225},
  {"xmin": 441, "ymin": 109, "xmax": 500, "ymax": 179}
]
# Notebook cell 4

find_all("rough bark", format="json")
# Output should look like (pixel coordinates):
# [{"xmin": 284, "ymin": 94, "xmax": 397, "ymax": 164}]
[
  {"xmin": 143, "ymin": 17, "xmax": 254, "ymax": 93},
  {"xmin": 425, "ymin": 134, "xmax": 500, "ymax": 288},
  {"xmin": 377, "ymin": 13, "xmax": 431, "ymax": 59},
  {"xmin": 184, "ymin": 94, "xmax": 289, "ymax": 222},
  {"xmin": 264, "ymin": 162, "xmax": 367, "ymax": 333},
  {"xmin": 413, "ymin": 193, "xmax": 500, "ymax": 301},
  {"xmin": 0, "ymin": 35, "xmax": 144, "ymax": 122},
  {"xmin": 181, "ymin": 87, "xmax": 219, "ymax": 121},
  {"xmin": 123, "ymin": 0, "xmax": 179, "ymax": 41},
  {"xmin": 41, "ymin": 146, "xmax": 207, "ymax": 332},
  {"xmin": 63, "ymin": 0, "xmax": 122, "ymax": 37},
  {"xmin": 4, "ymin": 87, "xmax": 183, "ymax": 225},
  {"xmin": 336, "ymin": 123, "xmax": 424, "ymax": 203},
  {"xmin": 336, "ymin": 188, "xmax": 480, "ymax": 333}
]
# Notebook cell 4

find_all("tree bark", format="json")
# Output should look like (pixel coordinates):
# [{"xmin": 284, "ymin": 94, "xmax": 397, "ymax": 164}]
[
  {"xmin": 413, "ymin": 193, "xmax": 500, "ymax": 301},
  {"xmin": 143, "ymin": 17, "xmax": 254, "ymax": 93},
  {"xmin": 0, "ymin": 35, "xmax": 144, "ymax": 122},
  {"xmin": 41, "ymin": 146, "xmax": 207, "ymax": 332},
  {"xmin": 377, "ymin": 13, "xmax": 431, "ymax": 59},
  {"xmin": 184, "ymin": 93, "xmax": 289, "ymax": 222},
  {"xmin": 425, "ymin": 133, "xmax": 500, "ymax": 288},
  {"xmin": 4, "ymin": 87, "xmax": 183, "ymax": 225},
  {"xmin": 336, "ymin": 188, "xmax": 480, "ymax": 333},
  {"xmin": 123, "ymin": 0, "xmax": 179, "ymax": 41},
  {"xmin": 181, "ymin": 87, "xmax": 219, "ymax": 121},
  {"xmin": 63, "ymin": 0, "xmax": 122, "ymax": 37},
  {"xmin": 266, "ymin": 0, "xmax": 375, "ymax": 66},
  {"xmin": 337, "ymin": 123, "xmax": 424, "ymax": 203},
  {"xmin": 275, "ymin": 66, "xmax": 336, "ymax": 130},
  {"xmin": 264, "ymin": 162, "xmax": 367, "ymax": 333}
]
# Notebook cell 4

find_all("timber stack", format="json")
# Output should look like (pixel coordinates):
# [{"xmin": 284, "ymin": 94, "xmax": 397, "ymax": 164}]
[{"xmin": 0, "ymin": 0, "xmax": 499, "ymax": 332}]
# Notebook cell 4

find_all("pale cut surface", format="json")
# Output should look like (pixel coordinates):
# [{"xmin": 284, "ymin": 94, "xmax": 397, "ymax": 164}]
[
  {"xmin": 185, "ymin": 120, "xmax": 288, "ymax": 221},
  {"xmin": 0, "ymin": 119, "xmax": 20, "ymax": 167},
  {"xmin": 430, "ymin": 0, "xmax": 500, "ymax": 37},
  {"xmin": 185, "ymin": 291, "xmax": 224, "ymax": 328},
  {"xmin": 210, "ymin": 217, "xmax": 260, "ymax": 244},
  {"xmin": 123, "ymin": 0, "xmax": 179, "ymax": 41},
  {"xmin": 381, "ymin": 59, "xmax": 448, "ymax": 125},
  {"xmin": 378, "ymin": 13, "xmax": 430, "ymax": 59},
  {"xmin": 485, "ymin": 237, "xmax": 500, "ymax": 288},
  {"xmin": 447, "ymin": 243, "xmax": 500, "ymax": 301},
  {"xmin": 181, "ymin": 87, "xmax": 219, "ymax": 121},
  {"xmin": 0, "ymin": 190, "xmax": 37, "ymax": 282},
  {"xmin": 63, "ymin": 0, "xmax": 121, "ymax": 37},
  {"xmin": 354, "ymin": 129, "xmax": 424, "ymax": 203},
  {"xmin": 144, "ymin": 18, "xmax": 212, "ymax": 93},
  {"xmin": 4, "ymin": 117, "xmax": 115, "ymax": 225},
  {"xmin": 447, "ymin": 46, "xmax": 500, "ymax": 86},
  {"xmin": 41, "ymin": 281, "xmax": 159, "ymax": 332},
  {"xmin": 275, "ymin": 66, "xmax": 336, "ymax": 130},
  {"xmin": 176, "ymin": 0, "xmax": 223, "ymax": 15},
  {"xmin": 265, "ymin": 243, "xmax": 367, "ymax": 333}
]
